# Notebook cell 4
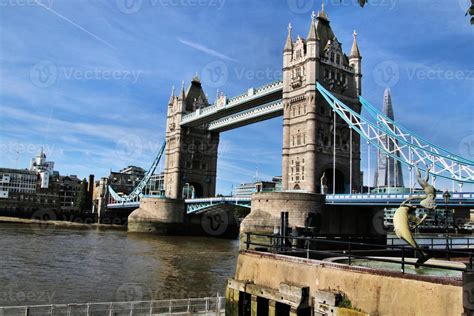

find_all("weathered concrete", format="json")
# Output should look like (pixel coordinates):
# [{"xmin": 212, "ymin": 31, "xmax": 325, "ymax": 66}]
[
  {"xmin": 128, "ymin": 197, "xmax": 184, "ymax": 234},
  {"xmin": 229, "ymin": 250, "xmax": 462, "ymax": 316}
]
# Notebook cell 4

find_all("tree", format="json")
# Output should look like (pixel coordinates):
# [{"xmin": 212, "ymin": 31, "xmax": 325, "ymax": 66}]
[
  {"xmin": 76, "ymin": 178, "xmax": 91, "ymax": 213},
  {"xmin": 355, "ymin": 0, "xmax": 474, "ymax": 25}
]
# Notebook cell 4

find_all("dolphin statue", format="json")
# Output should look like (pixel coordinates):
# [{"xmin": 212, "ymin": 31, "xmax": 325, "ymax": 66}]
[
  {"xmin": 392, "ymin": 164, "xmax": 435, "ymax": 267},
  {"xmin": 393, "ymin": 204, "xmax": 431, "ymax": 267}
]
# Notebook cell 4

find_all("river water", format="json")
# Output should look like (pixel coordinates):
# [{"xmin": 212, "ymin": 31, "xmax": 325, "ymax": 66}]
[{"xmin": 0, "ymin": 223, "xmax": 240, "ymax": 307}]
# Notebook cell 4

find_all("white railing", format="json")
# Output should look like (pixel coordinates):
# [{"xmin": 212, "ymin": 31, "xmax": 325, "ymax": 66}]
[
  {"xmin": 326, "ymin": 192, "xmax": 474, "ymax": 201},
  {"xmin": 181, "ymin": 80, "xmax": 283, "ymax": 125},
  {"xmin": 0, "ymin": 296, "xmax": 225, "ymax": 316},
  {"xmin": 208, "ymin": 100, "xmax": 282, "ymax": 131},
  {"xmin": 185, "ymin": 197, "xmax": 251, "ymax": 204}
]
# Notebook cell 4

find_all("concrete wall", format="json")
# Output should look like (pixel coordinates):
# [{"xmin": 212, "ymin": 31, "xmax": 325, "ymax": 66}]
[{"xmin": 232, "ymin": 251, "xmax": 462, "ymax": 316}]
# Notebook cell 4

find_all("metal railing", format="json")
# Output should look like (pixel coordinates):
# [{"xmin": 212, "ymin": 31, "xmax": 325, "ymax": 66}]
[
  {"xmin": 0, "ymin": 296, "xmax": 225, "ymax": 316},
  {"xmin": 245, "ymin": 232, "xmax": 474, "ymax": 274},
  {"xmin": 387, "ymin": 236, "xmax": 474, "ymax": 250}
]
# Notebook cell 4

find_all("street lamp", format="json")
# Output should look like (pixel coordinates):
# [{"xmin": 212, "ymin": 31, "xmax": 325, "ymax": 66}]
[{"xmin": 443, "ymin": 190, "xmax": 451, "ymax": 232}]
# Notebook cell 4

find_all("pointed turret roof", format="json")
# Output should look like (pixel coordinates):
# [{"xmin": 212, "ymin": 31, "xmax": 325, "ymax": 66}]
[
  {"xmin": 185, "ymin": 77, "xmax": 209, "ymax": 111},
  {"xmin": 168, "ymin": 86, "xmax": 175, "ymax": 105},
  {"xmin": 180, "ymin": 80, "xmax": 185, "ymax": 100},
  {"xmin": 284, "ymin": 23, "xmax": 293, "ymax": 52},
  {"xmin": 317, "ymin": 1, "xmax": 328, "ymax": 20},
  {"xmin": 307, "ymin": 11, "xmax": 318, "ymax": 41},
  {"xmin": 315, "ymin": 2, "xmax": 336, "ymax": 55},
  {"xmin": 349, "ymin": 30, "xmax": 361, "ymax": 58}
]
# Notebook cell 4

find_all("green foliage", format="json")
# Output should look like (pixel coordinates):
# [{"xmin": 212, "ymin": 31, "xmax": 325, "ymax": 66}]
[
  {"xmin": 337, "ymin": 294, "xmax": 363, "ymax": 312},
  {"xmin": 355, "ymin": 0, "xmax": 473, "ymax": 24},
  {"xmin": 468, "ymin": 1, "xmax": 474, "ymax": 24},
  {"xmin": 76, "ymin": 178, "xmax": 91, "ymax": 213}
]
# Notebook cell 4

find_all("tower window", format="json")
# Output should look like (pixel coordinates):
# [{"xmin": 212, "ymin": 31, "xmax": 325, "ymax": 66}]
[
  {"xmin": 330, "ymin": 52, "xmax": 335, "ymax": 63},
  {"xmin": 336, "ymin": 54, "xmax": 341, "ymax": 64}
]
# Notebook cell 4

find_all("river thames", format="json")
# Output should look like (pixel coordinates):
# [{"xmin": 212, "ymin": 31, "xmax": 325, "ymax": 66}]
[{"xmin": 0, "ymin": 223, "xmax": 239, "ymax": 307}]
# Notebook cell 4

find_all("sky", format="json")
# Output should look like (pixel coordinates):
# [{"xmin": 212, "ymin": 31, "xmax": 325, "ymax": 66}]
[{"xmin": 0, "ymin": 0, "xmax": 473, "ymax": 194}]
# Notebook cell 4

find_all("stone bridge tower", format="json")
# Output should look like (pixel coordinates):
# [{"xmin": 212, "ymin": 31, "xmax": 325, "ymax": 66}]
[
  {"xmin": 282, "ymin": 8, "xmax": 362, "ymax": 194},
  {"xmin": 164, "ymin": 77, "xmax": 219, "ymax": 199}
]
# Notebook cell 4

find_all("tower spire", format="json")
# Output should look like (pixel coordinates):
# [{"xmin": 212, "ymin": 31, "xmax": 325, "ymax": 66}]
[
  {"xmin": 307, "ymin": 11, "xmax": 318, "ymax": 41},
  {"xmin": 168, "ymin": 85, "xmax": 175, "ymax": 105},
  {"xmin": 284, "ymin": 23, "xmax": 293, "ymax": 52},
  {"xmin": 350, "ymin": 30, "xmax": 361, "ymax": 58},
  {"xmin": 180, "ymin": 80, "xmax": 185, "ymax": 99},
  {"xmin": 317, "ymin": 0, "xmax": 328, "ymax": 20}
]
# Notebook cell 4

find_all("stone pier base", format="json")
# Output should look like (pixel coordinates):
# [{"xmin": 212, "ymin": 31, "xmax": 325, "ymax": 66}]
[
  {"xmin": 240, "ymin": 191, "xmax": 325, "ymax": 235},
  {"xmin": 240, "ymin": 191, "xmax": 386, "ymax": 245},
  {"xmin": 128, "ymin": 197, "xmax": 184, "ymax": 234}
]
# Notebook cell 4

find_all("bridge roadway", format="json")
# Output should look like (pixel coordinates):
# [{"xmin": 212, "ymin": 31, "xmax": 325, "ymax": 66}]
[
  {"xmin": 107, "ymin": 192, "xmax": 474, "ymax": 213},
  {"xmin": 180, "ymin": 80, "xmax": 283, "ymax": 131}
]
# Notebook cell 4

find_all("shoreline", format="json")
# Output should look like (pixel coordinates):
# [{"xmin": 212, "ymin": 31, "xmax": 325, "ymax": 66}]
[{"xmin": 0, "ymin": 216, "xmax": 127, "ymax": 230}]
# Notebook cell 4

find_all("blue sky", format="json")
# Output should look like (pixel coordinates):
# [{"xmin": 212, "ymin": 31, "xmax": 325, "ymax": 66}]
[{"xmin": 0, "ymin": 0, "xmax": 473, "ymax": 194}]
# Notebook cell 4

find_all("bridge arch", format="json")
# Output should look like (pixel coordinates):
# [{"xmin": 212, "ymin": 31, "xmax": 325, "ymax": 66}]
[
  {"xmin": 182, "ymin": 182, "xmax": 204, "ymax": 199},
  {"xmin": 320, "ymin": 168, "xmax": 346, "ymax": 194}
]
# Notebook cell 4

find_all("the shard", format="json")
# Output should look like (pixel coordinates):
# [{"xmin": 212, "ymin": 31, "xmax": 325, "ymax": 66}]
[{"xmin": 373, "ymin": 88, "xmax": 404, "ymax": 188}]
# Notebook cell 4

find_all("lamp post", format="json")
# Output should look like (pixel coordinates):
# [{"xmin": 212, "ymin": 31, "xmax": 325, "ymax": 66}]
[{"xmin": 443, "ymin": 190, "xmax": 451, "ymax": 249}]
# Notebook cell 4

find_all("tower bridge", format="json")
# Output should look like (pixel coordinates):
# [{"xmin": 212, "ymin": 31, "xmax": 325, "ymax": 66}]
[{"xmin": 105, "ymin": 7, "xmax": 474, "ymax": 237}]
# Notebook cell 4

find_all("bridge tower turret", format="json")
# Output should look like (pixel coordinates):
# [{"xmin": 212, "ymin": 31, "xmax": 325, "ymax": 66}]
[
  {"xmin": 282, "ymin": 6, "xmax": 362, "ymax": 194},
  {"xmin": 349, "ymin": 30, "xmax": 362, "ymax": 96},
  {"xmin": 163, "ymin": 77, "xmax": 219, "ymax": 200}
]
